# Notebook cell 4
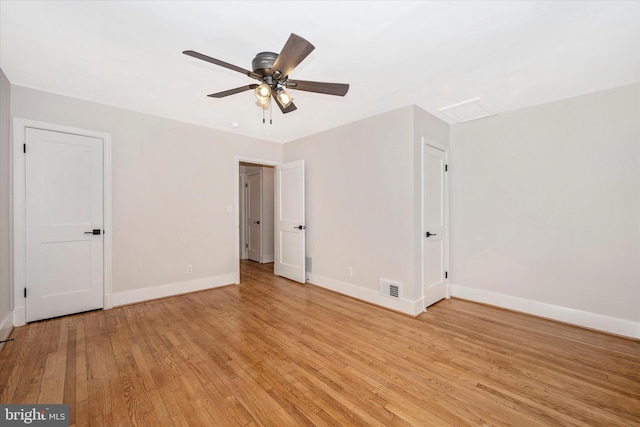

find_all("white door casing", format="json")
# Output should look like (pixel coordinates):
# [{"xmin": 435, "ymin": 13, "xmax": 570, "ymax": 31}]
[
  {"xmin": 423, "ymin": 144, "xmax": 448, "ymax": 307},
  {"xmin": 275, "ymin": 160, "xmax": 306, "ymax": 283},
  {"xmin": 25, "ymin": 128, "xmax": 104, "ymax": 322},
  {"xmin": 239, "ymin": 173, "xmax": 247, "ymax": 259},
  {"xmin": 13, "ymin": 119, "xmax": 112, "ymax": 327},
  {"xmin": 246, "ymin": 170, "xmax": 262, "ymax": 262}
]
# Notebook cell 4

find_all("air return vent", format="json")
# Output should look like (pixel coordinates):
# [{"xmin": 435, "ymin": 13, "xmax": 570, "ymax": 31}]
[
  {"xmin": 379, "ymin": 278, "xmax": 402, "ymax": 299},
  {"xmin": 438, "ymin": 97, "xmax": 493, "ymax": 123},
  {"xmin": 305, "ymin": 257, "xmax": 312, "ymax": 273}
]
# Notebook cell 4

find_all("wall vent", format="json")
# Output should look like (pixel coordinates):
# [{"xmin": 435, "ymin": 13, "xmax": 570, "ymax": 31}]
[
  {"xmin": 379, "ymin": 278, "xmax": 402, "ymax": 299},
  {"xmin": 305, "ymin": 257, "xmax": 312, "ymax": 273}
]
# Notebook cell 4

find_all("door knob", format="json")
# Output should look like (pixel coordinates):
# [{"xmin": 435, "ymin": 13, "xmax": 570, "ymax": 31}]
[
  {"xmin": 254, "ymin": 221, "xmax": 260, "ymax": 224},
  {"xmin": 84, "ymin": 229, "xmax": 101, "ymax": 235},
  {"xmin": 425, "ymin": 231, "xmax": 437, "ymax": 237},
  {"xmin": 294, "ymin": 225, "xmax": 306, "ymax": 230}
]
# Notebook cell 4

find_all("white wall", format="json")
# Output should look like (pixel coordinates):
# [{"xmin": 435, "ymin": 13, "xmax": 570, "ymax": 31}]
[
  {"xmin": 10, "ymin": 85, "xmax": 282, "ymax": 308},
  {"xmin": 450, "ymin": 84, "xmax": 640, "ymax": 337},
  {"xmin": 283, "ymin": 106, "xmax": 449, "ymax": 314},
  {"xmin": 0, "ymin": 68, "xmax": 12, "ymax": 344}
]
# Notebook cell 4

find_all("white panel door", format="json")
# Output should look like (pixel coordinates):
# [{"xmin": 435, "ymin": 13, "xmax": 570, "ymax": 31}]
[
  {"xmin": 246, "ymin": 170, "xmax": 262, "ymax": 262},
  {"xmin": 424, "ymin": 144, "xmax": 447, "ymax": 307},
  {"xmin": 25, "ymin": 128, "xmax": 104, "ymax": 322},
  {"xmin": 275, "ymin": 160, "xmax": 305, "ymax": 283}
]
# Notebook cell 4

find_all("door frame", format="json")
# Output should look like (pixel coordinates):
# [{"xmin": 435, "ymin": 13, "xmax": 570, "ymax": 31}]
[
  {"xmin": 421, "ymin": 137, "xmax": 450, "ymax": 308},
  {"xmin": 234, "ymin": 156, "xmax": 279, "ymax": 284},
  {"xmin": 239, "ymin": 172, "xmax": 248, "ymax": 260},
  {"xmin": 13, "ymin": 118, "xmax": 112, "ymax": 326}
]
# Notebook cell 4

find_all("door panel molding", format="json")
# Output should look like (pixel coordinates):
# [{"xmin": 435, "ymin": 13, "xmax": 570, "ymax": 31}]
[{"xmin": 13, "ymin": 118, "xmax": 112, "ymax": 326}]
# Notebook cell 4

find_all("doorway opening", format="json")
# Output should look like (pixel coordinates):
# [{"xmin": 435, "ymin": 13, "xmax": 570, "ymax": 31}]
[
  {"xmin": 235, "ymin": 157, "xmax": 278, "ymax": 284},
  {"xmin": 239, "ymin": 162, "xmax": 275, "ymax": 265},
  {"xmin": 234, "ymin": 157, "xmax": 306, "ymax": 285}
]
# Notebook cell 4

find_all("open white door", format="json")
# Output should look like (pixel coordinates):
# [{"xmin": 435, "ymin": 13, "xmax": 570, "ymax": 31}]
[{"xmin": 275, "ymin": 160, "xmax": 305, "ymax": 283}]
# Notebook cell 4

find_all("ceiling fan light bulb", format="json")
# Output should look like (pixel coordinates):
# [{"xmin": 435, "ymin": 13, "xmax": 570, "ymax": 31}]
[
  {"xmin": 276, "ymin": 88, "xmax": 293, "ymax": 108},
  {"xmin": 256, "ymin": 98, "xmax": 271, "ymax": 110},
  {"xmin": 254, "ymin": 83, "xmax": 271, "ymax": 103}
]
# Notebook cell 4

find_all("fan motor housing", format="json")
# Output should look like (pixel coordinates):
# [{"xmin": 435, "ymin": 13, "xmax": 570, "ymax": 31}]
[{"xmin": 252, "ymin": 51, "xmax": 278, "ymax": 76}]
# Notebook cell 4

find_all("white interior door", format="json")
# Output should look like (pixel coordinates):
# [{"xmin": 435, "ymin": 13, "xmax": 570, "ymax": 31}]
[
  {"xmin": 246, "ymin": 170, "xmax": 262, "ymax": 262},
  {"xmin": 275, "ymin": 160, "xmax": 305, "ymax": 283},
  {"xmin": 423, "ymin": 144, "xmax": 447, "ymax": 307},
  {"xmin": 25, "ymin": 128, "xmax": 104, "ymax": 322}
]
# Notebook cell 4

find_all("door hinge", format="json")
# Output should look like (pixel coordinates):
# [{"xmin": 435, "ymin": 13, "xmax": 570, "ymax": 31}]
[
  {"xmin": 245, "ymin": 183, "xmax": 248, "ymax": 188},
  {"xmin": 245, "ymin": 243, "xmax": 248, "ymax": 248},
  {"xmin": 24, "ymin": 288, "xmax": 27, "ymax": 298},
  {"xmin": 445, "ymin": 271, "xmax": 448, "ymax": 279},
  {"xmin": 23, "ymin": 144, "xmax": 26, "ymax": 153},
  {"xmin": 445, "ymin": 164, "xmax": 448, "ymax": 172}
]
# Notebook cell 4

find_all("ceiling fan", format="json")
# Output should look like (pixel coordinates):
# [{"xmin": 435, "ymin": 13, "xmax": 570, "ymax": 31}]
[{"xmin": 183, "ymin": 33, "xmax": 349, "ymax": 116}]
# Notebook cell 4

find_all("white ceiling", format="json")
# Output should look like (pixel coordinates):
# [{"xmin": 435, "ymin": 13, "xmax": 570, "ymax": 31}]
[{"xmin": 1, "ymin": 1, "xmax": 638, "ymax": 143}]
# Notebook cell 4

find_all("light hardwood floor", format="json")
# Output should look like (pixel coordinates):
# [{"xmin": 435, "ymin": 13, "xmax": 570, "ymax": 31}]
[{"xmin": 1, "ymin": 260, "xmax": 639, "ymax": 426}]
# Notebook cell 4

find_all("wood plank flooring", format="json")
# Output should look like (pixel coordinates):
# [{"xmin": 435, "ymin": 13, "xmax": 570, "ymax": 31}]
[{"xmin": 1, "ymin": 260, "xmax": 639, "ymax": 426}]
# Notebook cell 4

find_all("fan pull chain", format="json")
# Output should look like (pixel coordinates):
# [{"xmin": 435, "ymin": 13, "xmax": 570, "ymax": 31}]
[{"xmin": 260, "ymin": 100, "xmax": 273, "ymax": 125}]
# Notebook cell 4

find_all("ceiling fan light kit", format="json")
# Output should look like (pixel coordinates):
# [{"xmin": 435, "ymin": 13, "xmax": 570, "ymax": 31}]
[
  {"xmin": 254, "ymin": 83, "xmax": 272, "ymax": 107},
  {"xmin": 184, "ymin": 33, "xmax": 349, "ymax": 124},
  {"xmin": 275, "ymin": 87, "xmax": 293, "ymax": 108}
]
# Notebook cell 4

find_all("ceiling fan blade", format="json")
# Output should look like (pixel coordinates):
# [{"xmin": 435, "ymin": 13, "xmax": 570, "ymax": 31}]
[
  {"xmin": 285, "ymin": 80, "xmax": 349, "ymax": 96},
  {"xmin": 207, "ymin": 84, "xmax": 258, "ymax": 98},
  {"xmin": 271, "ymin": 33, "xmax": 315, "ymax": 78},
  {"xmin": 272, "ymin": 93, "xmax": 297, "ymax": 114},
  {"xmin": 183, "ymin": 50, "xmax": 261, "ymax": 80}
]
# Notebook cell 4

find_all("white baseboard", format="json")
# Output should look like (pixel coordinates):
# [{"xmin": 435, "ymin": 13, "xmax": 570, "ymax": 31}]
[
  {"xmin": 309, "ymin": 274, "xmax": 424, "ymax": 316},
  {"xmin": 0, "ymin": 310, "xmax": 13, "ymax": 352},
  {"xmin": 261, "ymin": 254, "xmax": 274, "ymax": 263},
  {"xmin": 112, "ymin": 274, "xmax": 236, "ymax": 307},
  {"xmin": 450, "ymin": 285, "xmax": 640, "ymax": 339}
]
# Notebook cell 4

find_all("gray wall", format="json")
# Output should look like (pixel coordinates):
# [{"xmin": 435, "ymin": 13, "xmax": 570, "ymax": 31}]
[
  {"xmin": 284, "ymin": 105, "xmax": 449, "ymax": 312},
  {"xmin": 10, "ymin": 85, "xmax": 282, "ymax": 309},
  {"xmin": 3, "ymin": 75, "xmax": 637, "ymax": 336},
  {"xmin": 0, "ymin": 68, "xmax": 11, "ymax": 340},
  {"xmin": 450, "ymin": 83, "xmax": 640, "ymax": 324}
]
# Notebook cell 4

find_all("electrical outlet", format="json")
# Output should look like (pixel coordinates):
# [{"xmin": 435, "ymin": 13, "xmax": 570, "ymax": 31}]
[
  {"xmin": 186, "ymin": 265, "xmax": 193, "ymax": 274},
  {"xmin": 347, "ymin": 267, "xmax": 353, "ymax": 277}
]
